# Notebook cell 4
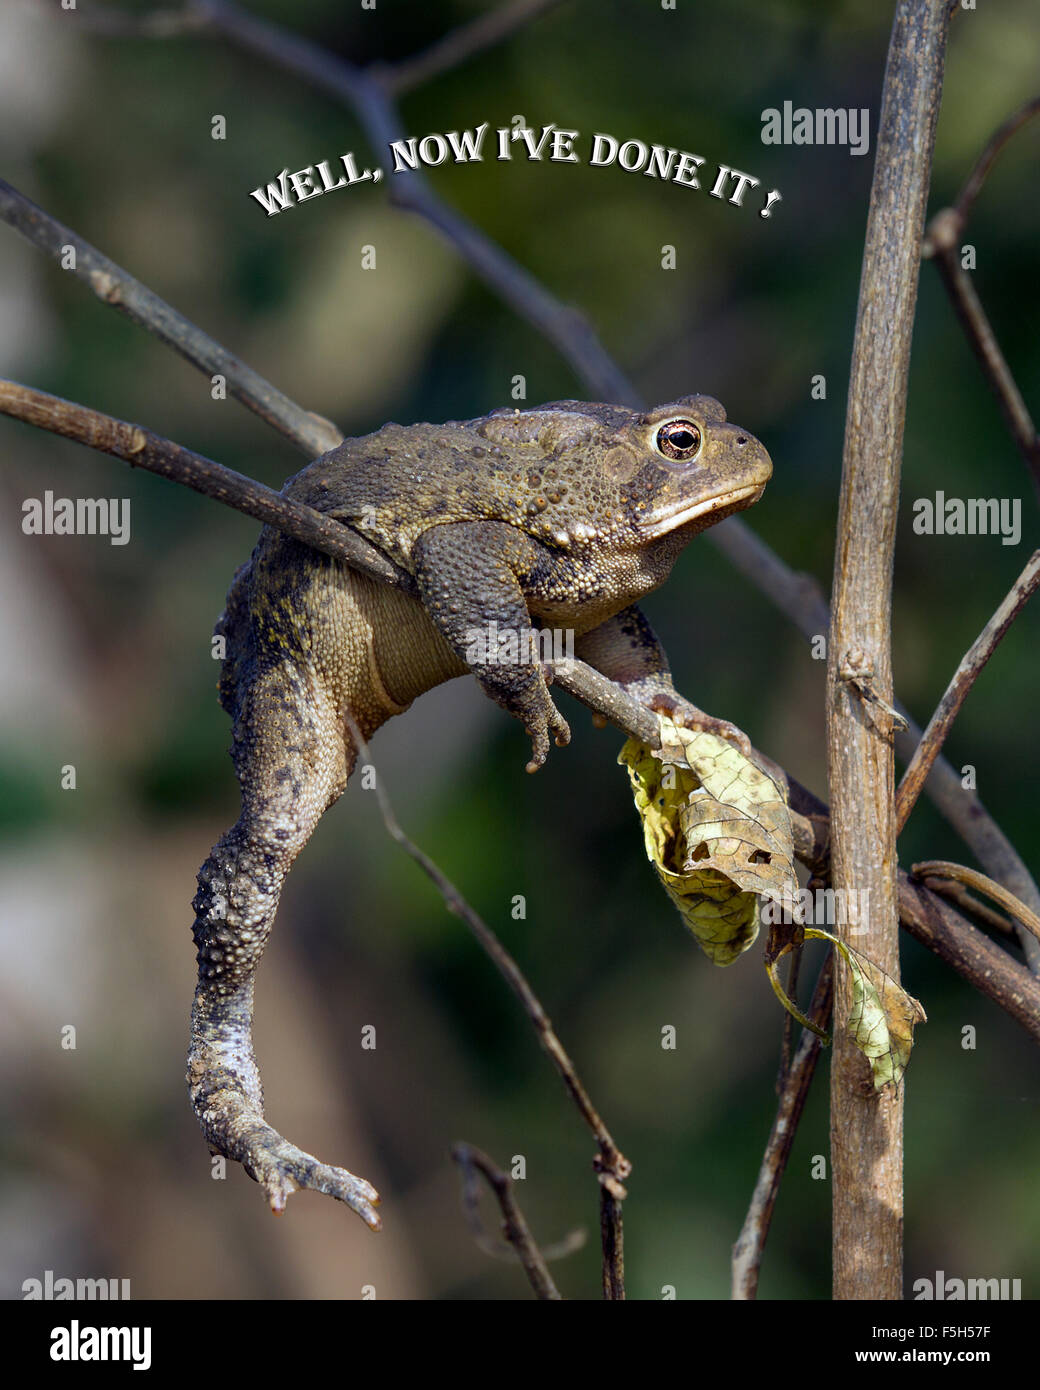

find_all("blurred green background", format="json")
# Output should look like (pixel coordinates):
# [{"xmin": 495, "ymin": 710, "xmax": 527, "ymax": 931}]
[{"xmin": 0, "ymin": 0, "xmax": 1037, "ymax": 1300}]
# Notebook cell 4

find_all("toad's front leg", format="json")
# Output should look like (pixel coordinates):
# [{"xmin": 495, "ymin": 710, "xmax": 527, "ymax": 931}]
[
  {"xmin": 412, "ymin": 520, "xmax": 572, "ymax": 771},
  {"xmin": 575, "ymin": 604, "xmax": 753, "ymax": 754},
  {"xmin": 187, "ymin": 662, "xmax": 381, "ymax": 1228}
]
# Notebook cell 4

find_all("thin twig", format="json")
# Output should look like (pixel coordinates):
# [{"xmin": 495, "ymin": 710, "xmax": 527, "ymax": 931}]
[
  {"xmin": 76, "ymin": 0, "xmax": 568, "ymax": 90},
  {"xmin": 896, "ymin": 550, "xmax": 1040, "ymax": 830},
  {"xmin": 922, "ymin": 95, "xmax": 1040, "ymax": 497},
  {"xmin": 791, "ymin": 788, "xmax": 1040, "ymax": 1047},
  {"xmin": 0, "ymin": 379, "xmax": 405, "ymax": 588},
  {"xmin": 0, "ymin": 178, "xmax": 342, "ymax": 458},
  {"xmin": 598, "ymin": 1184, "xmax": 625, "ymax": 1302},
  {"xmin": 759, "ymin": 722, "xmax": 1040, "ymax": 1049},
  {"xmin": 776, "ymin": 944, "xmax": 802, "ymax": 1093},
  {"xmin": 343, "ymin": 711, "xmax": 629, "ymax": 1299},
  {"xmin": 728, "ymin": 867, "xmax": 1040, "ymax": 1301},
  {"xmin": 380, "ymin": 0, "xmax": 569, "ymax": 96},
  {"xmin": 912, "ymin": 861, "xmax": 1040, "ymax": 945},
  {"xmin": 714, "ymin": 516, "xmax": 1040, "ymax": 978},
  {"xmin": 451, "ymin": 1143, "xmax": 563, "ymax": 1300},
  {"xmin": 899, "ymin": 701, "xmax": 1040, "ymax": 976},
  {"xmin": 917, "ymin": 878, "xmax": 1017, "ymax": 938},
  {"xmin": 455, "ymin": 1203, "xmax": 584, "ymax": 1265},
  {"xmin": 732, "ymin": 953, "xmax": 834, "ymax": 1301},
  {"xmin": 915, "ymin": 96, "xmax": 1040, "ymax": 969},
  {"xmin": 70, "ymin": 3, "xmax": 207, "ymax": 36},
  {"xmin": 191, "ymin": 0, "xmax": 636, "ymax": 407},
  {"xmin": 955, "ymin": 95, "xmax": 1040, "ymax": 226},
  {"xmin": 925, "ymin": 218, "xmax": 1040, "ymax": 493},
  {"xmin": 899, "ymin": 873, "xmax": 1040, "ymax": 1044}
]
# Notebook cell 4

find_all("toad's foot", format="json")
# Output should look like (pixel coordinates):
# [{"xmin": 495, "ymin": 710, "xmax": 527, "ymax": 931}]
[
  {"xmin": 648, "ymin": 693, "xmax": 753, "ymax": 757},
  {"xmin": 189, "ymin": 1058, "xmax": 381, "ymax": 1229},
  {"xmin": 241, "ymin": 1121, "xmax": 381, "ymax": 1226},
  {"xmin": 525, "ymin": 671, "xmax": 572, "ymax": 772}
]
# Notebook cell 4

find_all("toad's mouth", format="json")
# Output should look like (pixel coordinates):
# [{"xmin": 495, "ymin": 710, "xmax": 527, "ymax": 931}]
[{"xmin": 640, "ymin": 482, "xmax": 766, "ymax": 539}]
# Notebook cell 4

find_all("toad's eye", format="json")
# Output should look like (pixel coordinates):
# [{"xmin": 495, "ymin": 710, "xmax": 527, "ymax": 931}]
[{"xmin": 654, "ymin": 419, "xmax": 702, "ymax": 461}]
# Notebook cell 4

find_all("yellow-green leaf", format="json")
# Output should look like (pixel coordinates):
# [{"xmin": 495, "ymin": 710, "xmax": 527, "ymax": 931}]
[
  {"xmin": 839, "ymin": 939, "xmax": 927, "ymax": 1089},
  {"xmin": 619, "ymin": 716, "xmax": 799, "ymax": 965},
  {"xmin": 773, "ymin": 928, "xmax": 926, "ymax": 1088}
]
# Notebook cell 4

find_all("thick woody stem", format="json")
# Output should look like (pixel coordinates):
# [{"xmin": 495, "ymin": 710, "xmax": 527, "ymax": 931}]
[{"xmin": 826, "ymin": 0, "xmax": 949, "ymax": 1302}]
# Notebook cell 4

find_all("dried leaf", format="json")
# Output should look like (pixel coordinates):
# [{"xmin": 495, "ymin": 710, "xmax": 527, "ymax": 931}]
[
  {"xmin": 837, "ymin": 936, "xmax": 927, "ymax": 1089},
  {"xmin": 621, "ymin": 717, "xmax": 925, "ymax": 1084},
  {"xmin": 619, "ymin": 716, "xmax": 799, "ymax": 965},
  {"xmin": 770, "ymin": 928, "xmax": 926, "ymax": 1088}
]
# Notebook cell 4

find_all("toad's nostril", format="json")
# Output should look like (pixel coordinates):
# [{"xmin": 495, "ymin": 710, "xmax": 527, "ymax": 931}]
[{"xmin": 737, "ymin": 436, "xmax": 748, "ymax": 445}]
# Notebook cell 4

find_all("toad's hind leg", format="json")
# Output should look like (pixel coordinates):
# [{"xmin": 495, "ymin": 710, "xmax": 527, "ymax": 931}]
[{"xmin": 187, "ymin": 661, "xmax": 380, "ymax": 1228}]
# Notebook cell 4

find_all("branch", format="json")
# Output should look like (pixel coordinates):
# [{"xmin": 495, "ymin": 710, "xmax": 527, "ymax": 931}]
[
  {"xmin": 379, "ymin": 0, "xmax": 569, "ymax": 96},
  {"xmin": 76, "ymin": 0, "xmax": 569, "ymax": 89},
  {"xmin": 0, "ymin": 380, "xmax": 403, "ymax": 588},
  {"xmin": 732, "ymin": 953, "xmax": 834, "ymax": 1301},
  {"xmin": 912, "ymin": 861, "xmax": 1040, "ymax": 946},
  {"xmin": 898, "ymin": 874, "xmax": 1040, "ymax": 1043},
  {"xmin": 451, "ymin": 1143, "xmax": 563, "ymax": 1300},
  {"xmin": 70, "ymin": 4, "xmax": 207, "ymax": 37},
  {"xmin": 738, "ymin": 780, "xmax": 1040, "ymax": 1296},
  {"xmin": 452, "ymin": 1170, "xmax": 585, "ymax": 1265},
  {"xmin": 896, "ymin": 549, "xmax": 1040, "ymax": 830},
  {"xmin": 924, "ymin": 219, "xmax": 1040, "ymax": 494},
  {"xmin": 790, "ymin": 778, "xmax": 1040, "ymax": 1046},
  {"xmin": 897, "ymin": 719, "xmax": 1040, "ymax": 977},
  {"xmin": 713, "ymin": 515, "xmax": 1040, "ymax": 978},
  {"xmin": 0, "ymin": 177, "xmax": 342, "ymax": 457},
  {"xmin": 922, "ymin": 95, "xmax": 1040, "ymax": 498},
  {"xmin": 775, "ymin": 945, "xmax": 803, "ymax": 1089},
  {"xmin": 342, "ymin": 712, "xmax": 629, "ymax": 1300},
  {"xmin": 955, "ymin": 95, "xmax": 1040, "ymax": 226},
  {"xmin": 916, "ymin": 877, "xmax": 1019, "ymax": 938},
  {"xmin": 826, "ymin": 0, "xmax": 949, "ymax": 1302},
  {"xmin": 192, "ymin": 0, "xmax": 636, "ymax": 407}
]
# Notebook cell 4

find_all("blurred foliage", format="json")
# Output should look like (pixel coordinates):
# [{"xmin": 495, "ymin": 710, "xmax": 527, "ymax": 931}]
[{"xmin": 0, "ymin": 0, "xmax": 1038, "ymax": 1301}]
